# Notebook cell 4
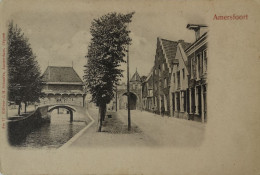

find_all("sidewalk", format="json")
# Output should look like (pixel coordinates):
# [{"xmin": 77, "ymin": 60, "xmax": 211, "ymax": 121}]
[
  {"xmin": 68, "ymin": 108, "xmax": 154, "ymax": 148},
  {"xmin": 66, "ymin": 108, "xmax": 205, "ymax": 148}
]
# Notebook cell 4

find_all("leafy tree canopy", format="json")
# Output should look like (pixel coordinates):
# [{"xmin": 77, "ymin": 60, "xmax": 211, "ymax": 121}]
[
  {"xmin": 8, "ymin": 21, "xmax": 42, "ymax": 113},
  {"xmin": 84, "ymin": 12, "xmax": 134, "ymax": 106}
]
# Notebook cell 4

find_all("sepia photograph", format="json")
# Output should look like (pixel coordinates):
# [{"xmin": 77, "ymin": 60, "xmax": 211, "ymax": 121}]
[
  {"xmin": 0, "ymin": 0, "xmax": 259, "ymax": 175},
  {"xmin": 5, "ymin": 1, "xmax": 209, "ymax": 149}
]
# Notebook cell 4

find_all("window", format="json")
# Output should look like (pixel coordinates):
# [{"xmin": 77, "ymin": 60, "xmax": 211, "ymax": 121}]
[
  {"xmin": 203, "ymin": 49, "xmax": 207, "ymax": 73},
  {"xmin": 148, "ymin": 89, "xmax": 153, "ymax": 97},
  {"xmin": 197, "ymin": 54, "xmax": 201, "ymax": 78},
  {"xmin": 182, "ymin": 68, "xmax": 185, "ymax": 80},
  {"xmin": 177, "ymin": 71, "xmax": 180, "ymax": 88},
  {"xmin": 164, "ymin": 78, "xmax": 167, "ymax": 88},
  {"xmin": 177, "ymin": 92, "xmax": 180, "ymax": 111},
  {"xmin": 190, "ymin": 58, "xmax": 193, "ymax": 79},
  {"xmin": 192, "ymin": 57, "xmax": 196, "ymax": 79},
  {"xmin": 182, "ymin": 91, "xmax": 186, "ymax": 112},
  {"xmin": 172, "ymin": 93, "xmax": 175, "ymax": 111},
  {"xmin": 162, "ymin": 63, "xmax": 164, "ymax": 71},
  {"xmin": 173, "ymin": 73, "xmax": 175, "ymax": 83}
]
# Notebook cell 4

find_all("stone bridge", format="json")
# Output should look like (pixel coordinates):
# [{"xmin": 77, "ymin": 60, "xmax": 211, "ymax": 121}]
[
  {"xmin": 47, "ymin": 104, "xmax": 76, "ymax": 122},
  {"xmin": 39, "ymin": 104, "xmax": 77, "ymax": 122}
]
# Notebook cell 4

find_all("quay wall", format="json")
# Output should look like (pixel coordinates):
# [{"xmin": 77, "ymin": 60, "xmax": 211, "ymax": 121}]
[{"xmin": 8, "ymin": 106, "xmax": 50, "ymax": 145}]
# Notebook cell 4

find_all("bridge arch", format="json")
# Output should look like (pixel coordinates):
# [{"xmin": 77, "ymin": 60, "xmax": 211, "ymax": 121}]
[{"xmin": 48, "ymin": 105, "xmax": 76, "ymax": 122}]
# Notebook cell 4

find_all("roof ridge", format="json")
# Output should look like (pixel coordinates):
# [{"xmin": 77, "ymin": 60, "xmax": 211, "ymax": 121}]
[{"xmin": 161, "ymin": 38, "xmax": 178, "ymax": 42}]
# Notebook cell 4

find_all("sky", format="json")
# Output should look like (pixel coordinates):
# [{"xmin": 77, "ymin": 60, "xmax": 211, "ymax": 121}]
[{"xmin": 4, "ymin": 0, "xmax": 206, "ymax": 83}]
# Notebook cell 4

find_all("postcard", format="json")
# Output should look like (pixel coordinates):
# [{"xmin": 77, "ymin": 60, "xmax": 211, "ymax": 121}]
[{"xmin": 0, "ymin": 0, "xmax": 259, "ymax": 174}]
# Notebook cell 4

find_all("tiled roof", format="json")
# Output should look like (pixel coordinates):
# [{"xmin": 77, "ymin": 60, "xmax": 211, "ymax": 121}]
[
  {"xmin": 180, "ymin": 42, "xmax": 192, "ymax": 51},
  {"xmin": 161, "ymin": 39, "xmax": 178, "ymax": 62},
  {"xmin": 160, "ymin": 38, "xmax": 191, "ymax": 66},
  {"xmin": 145, "ymin": 66, "xmax": 154, "ymax": 82},
  {"xmin": 42, "ymin": 66, "xmax": 83, "ymax": 83},
  {"xmin": 130, "ymin": 70, "xmax": 141, "ymax": 82}
]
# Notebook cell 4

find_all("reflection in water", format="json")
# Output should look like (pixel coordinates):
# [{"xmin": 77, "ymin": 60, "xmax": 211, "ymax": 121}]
[{"xmin": 16, "ymin": 109, "xmax": 86, "ymax": 148}]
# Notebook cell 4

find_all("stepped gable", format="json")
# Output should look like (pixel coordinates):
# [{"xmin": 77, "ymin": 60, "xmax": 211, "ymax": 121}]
[
  {"xmin": 42, "ymin": 66, "xmax": 83, "ymax": 83},
  {"xmin": 160, "ymin": 38, "xmax": 191, "ymax": 69},
  {"xmin": 160, "ymin": 38, "xmax": 190, "ymax": 67},
  {"xmin": 160, "ymin": 38, "xmax": 178, "ymax": 63}
]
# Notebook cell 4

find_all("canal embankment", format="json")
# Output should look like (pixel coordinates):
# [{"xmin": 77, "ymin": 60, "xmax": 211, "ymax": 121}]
[
  {"xmin": 8, "ymin": 105, "xmax": 92, "ymax": 148},
  {"xmin": 8, "ymin": 106, "xmax": 50, "ymax": 146}
]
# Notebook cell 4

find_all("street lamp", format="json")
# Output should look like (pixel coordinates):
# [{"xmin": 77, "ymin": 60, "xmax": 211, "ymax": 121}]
[{"xmin": 127, "ymin": 43, "xmax": 131, "ymax": 131}]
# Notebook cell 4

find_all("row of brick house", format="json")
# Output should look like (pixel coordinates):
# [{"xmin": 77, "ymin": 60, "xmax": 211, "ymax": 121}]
[{"xmin": 142, "ymin": 24, "xmax": 208, "ymax": 122}]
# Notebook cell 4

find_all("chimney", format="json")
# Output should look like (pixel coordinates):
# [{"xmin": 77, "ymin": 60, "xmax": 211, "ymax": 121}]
[
  {"xmin": 187, "ymin": 24, "xmax": 207, "ymax": 40},
  {"xmin": 195, "ymin": 29, "xmax": 200, "ymax": 40},
  {"xmin": 178, "ymin": 40, "xmax": 184, "ymax": 45}
]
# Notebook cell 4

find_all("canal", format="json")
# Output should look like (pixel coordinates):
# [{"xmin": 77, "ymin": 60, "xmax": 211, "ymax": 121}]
[{"xmin": 12, "ymin": 109, "xmax": 87, "ymax": 148}]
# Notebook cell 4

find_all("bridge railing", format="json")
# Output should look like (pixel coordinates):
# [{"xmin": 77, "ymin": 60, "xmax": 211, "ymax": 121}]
[{"xmin": 39, "ymin": 100, "xmax": 83, "ymax": 107}]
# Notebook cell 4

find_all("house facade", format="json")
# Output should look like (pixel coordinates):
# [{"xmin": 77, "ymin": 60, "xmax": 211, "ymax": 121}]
[
  {"xmin": 142, "ymin": 67, "xmax": 154, "ymax": 112},
  {"xmin": 153, "ymin": 38, "xmax": 178, "ymax": 115},
  {"xmin": 40, "ymin": 66, "xmax": 86, "ymax": 107},
  {"xmin": 153, "ymin": 38, "xmax": 191, "ymax": 116},
  {"xmin": 140, "ymin": 24, "xmax": 208, "ymax": 123},
  {"xmin": 185, "ymin": 24, "xmax": 208, "ymax": 122},
  {"xmin": 169, "ymin": 41, "xmax": 191, "ymax": 119}
]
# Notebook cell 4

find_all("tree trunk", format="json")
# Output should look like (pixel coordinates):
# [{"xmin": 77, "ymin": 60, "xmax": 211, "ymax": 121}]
[
  {"xmin": 102, "ymin": 104, "xmax": 106, "ymax": 121},
  {"xmin": 98, "ymin": 103, "xmax": 106, "ymax": 132},
  {"xmin": 98, "ymin": 106, "xmax": 102, "ymax": 132},
  {"xmin": 102, "ymin": 103, "xmax": 107, "ymax": 121},
  {"xmin": 24, "ymin": 102, "xmax": 27, "ymax": 113},
  {"xmin": 18, "ymin": 102, "xmax": 21, "ymax": 116}
]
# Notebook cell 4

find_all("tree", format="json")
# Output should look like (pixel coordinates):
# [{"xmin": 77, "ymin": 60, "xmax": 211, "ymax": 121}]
[
  {"xmin": 84, "ymin": 12, "xmax": 134, "ymax": 132},
  {"xmin": 8, "ymin": 21, "xmax": 43, "ymax": 115}
]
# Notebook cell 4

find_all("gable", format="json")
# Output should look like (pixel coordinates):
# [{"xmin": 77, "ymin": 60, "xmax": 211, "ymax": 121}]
[{"xmin": 130, "ymin": 71, "xmax": 141, "ymax": 82}]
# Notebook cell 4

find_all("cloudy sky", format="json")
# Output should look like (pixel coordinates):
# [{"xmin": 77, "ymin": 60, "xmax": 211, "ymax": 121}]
[{"xmin": 4, "ymin": 0, "xmax": 206, "ymax": 83}]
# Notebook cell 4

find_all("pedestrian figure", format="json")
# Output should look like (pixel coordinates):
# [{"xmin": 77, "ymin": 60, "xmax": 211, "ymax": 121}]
[{"xmin": 161, "ymin": 106, "xmax": 165, "ymax": 117}]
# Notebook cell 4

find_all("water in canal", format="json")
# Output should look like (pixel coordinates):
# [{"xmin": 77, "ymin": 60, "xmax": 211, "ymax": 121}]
[{"xmin": 15, "ymin": 109, "xmax": 87, "ymax": 148}]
